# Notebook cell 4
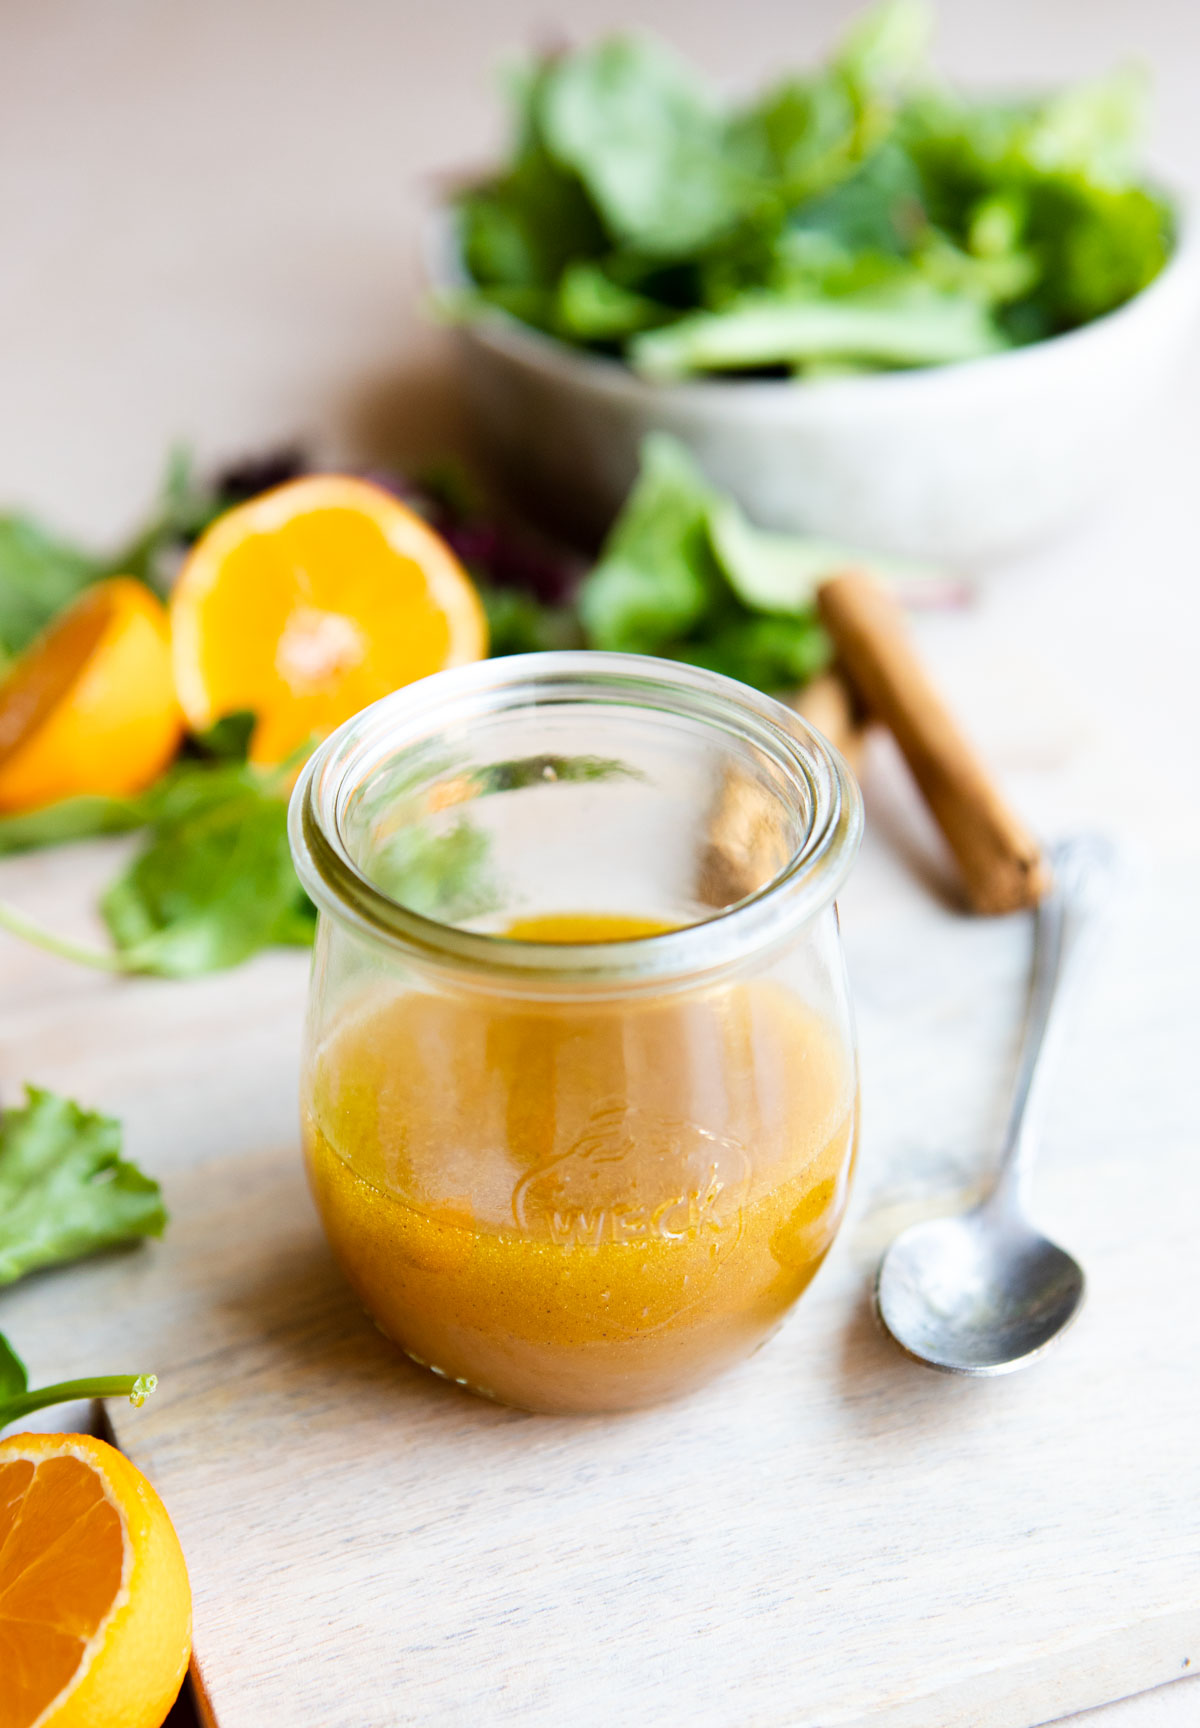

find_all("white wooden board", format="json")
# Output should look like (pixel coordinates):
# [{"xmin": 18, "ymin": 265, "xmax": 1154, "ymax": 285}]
[{"xmin": 2, "ymin": 798, "xmax": 1198, "ymax": 1727}]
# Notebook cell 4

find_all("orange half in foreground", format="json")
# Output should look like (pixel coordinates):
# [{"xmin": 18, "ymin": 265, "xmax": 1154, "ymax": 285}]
[
  {"xmin": 170, "ymin": 475, "xmax": 489, "ymax": 765},
  {"xmin": 0, "ymin": 1431, "xmax": 192, "ymax": 1728},
  {"xmin": 0, "ymin": 578, "xmax": 182, "ymax": 813}
]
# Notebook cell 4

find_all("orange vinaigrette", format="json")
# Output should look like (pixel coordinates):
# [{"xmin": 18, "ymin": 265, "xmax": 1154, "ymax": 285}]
[
  {"xmin": 291, "ymin": 654, "xmax": 864, "ymax": 1414},
  {"xmin": 303, "ymin": 913, "xmax": 857, "ymax": 1414}
]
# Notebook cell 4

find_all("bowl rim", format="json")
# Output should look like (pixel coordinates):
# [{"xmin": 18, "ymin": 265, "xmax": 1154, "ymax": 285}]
[{"xmin": 427, "ymin": 197, "xmax": 1200, "ymax": 407}]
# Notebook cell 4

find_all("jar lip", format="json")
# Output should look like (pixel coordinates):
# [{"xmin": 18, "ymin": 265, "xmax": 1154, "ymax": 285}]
[{"xmin": 288, "ymin": 652, "xmax": 862, "ymax": 993}]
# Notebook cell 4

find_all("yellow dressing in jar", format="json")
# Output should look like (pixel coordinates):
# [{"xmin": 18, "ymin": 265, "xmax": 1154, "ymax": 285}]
[
  {"xmin": 303, "ymin": 913, "xmax": 856, "ymax": 1414},
  {"xmin": 289, "ymin": 653, "xmax": 864, "ymax": 1413}
]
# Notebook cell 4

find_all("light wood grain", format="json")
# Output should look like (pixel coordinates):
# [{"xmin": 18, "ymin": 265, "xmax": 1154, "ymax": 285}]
[{"xmin": 1, "ymin": 821, "xmax": 1198, "ymax": 1727}]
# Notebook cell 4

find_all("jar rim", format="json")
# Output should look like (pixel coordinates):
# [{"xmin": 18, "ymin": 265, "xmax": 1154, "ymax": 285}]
[{"xmin": 288, "ymin": 652, "xmax": 863, "ymax": 994}]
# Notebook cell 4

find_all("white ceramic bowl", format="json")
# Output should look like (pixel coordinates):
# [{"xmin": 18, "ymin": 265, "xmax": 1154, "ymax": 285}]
[{"xmin": 439, "ymin": 217, "xmax": 1200, "ymax": 566}]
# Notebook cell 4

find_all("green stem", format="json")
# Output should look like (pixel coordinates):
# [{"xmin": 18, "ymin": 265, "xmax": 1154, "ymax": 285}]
[
  {"xmin": 0, "ymin": 899, "xmax": 134, "ymax": 973},
  {"xmin": 0, "ymin": 1374, "xmax": 157, "ymax": 1426}
]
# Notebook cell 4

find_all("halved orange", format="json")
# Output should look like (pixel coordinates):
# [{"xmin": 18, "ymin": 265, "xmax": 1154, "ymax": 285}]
[
  {"xmin": 169, "ymin": 475, "xmax": 489, "ymax": 765},
  {"xmin": 0, "ymin": 1431, "xmax": 192, "ymax": 1728},
  {"xmin": 0, "ymin": 579, "xmax": 182, "ymax": 813}
]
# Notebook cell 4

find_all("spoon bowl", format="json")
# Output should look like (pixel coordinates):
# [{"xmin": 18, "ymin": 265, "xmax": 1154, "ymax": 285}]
[
  {"xmin": 875, "ymin": 1207, "xmax": 1086, "ymax": 1375},
  {"xmin": 875, "ymin": 834, "xmax": 1116, "ymax": 1375}
]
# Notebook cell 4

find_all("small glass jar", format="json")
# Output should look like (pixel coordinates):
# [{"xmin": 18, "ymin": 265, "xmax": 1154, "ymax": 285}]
[{"xmin": 289, "ymin": 653, "xmax": 862, "ymax": 1414}]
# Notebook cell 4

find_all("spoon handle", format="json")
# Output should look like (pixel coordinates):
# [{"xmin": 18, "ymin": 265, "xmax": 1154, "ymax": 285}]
[{"xmin": 992, "ymin": 834, "xmax": 1119, "ymax": 1214}]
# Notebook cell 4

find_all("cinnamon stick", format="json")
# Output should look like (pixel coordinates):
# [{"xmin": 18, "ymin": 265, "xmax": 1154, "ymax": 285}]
[
  {"xmin": 698, "ymin": 672, "xmax": 871, "ymax": 909},
  {"xmin": 789, "ymin": 670, "xmax": 870, "ymax": 777},
  {"xmin": 817, "ymin": 572, "xmax": 1049, "ymax": 915}
]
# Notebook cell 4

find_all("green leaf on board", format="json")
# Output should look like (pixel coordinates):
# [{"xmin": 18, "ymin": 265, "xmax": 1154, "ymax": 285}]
[
  {"xmin": 186, "ymin": 709, "xmax": 257, "ymax": 763},
  {"xmin": 0, "ymin": 794, "xmax": 152, "ymax": 857},
  {"xmin": 579, "ymin": 434, "xmax": 721, "ymax": 655},
  {"xmin": 0, "ymin": 517, "xmax": 105, "ymax": 658},
  {"xmin": 579, "ymin": 432, "xmax": 946, "ymax": 692},
  {"xmin": 0, "ymin": 1333, "xmax": 27, "ymax": 1400},
  {"xmin": 478, "ymin": 585, "xmax": 582, "ymax": 657},
  {"xmin": 0, "ymin": 1087, "xmax": 166, "ymax": 1288},
  {"xmin": 99, "ymin": 763, "xmax": 314, "ymax": 977}
]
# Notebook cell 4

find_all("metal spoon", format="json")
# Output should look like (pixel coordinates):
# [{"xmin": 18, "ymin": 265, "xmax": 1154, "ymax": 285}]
[{"xmin": 875, "ymin": 834, "xmax": 1118, "ymax": 1375}]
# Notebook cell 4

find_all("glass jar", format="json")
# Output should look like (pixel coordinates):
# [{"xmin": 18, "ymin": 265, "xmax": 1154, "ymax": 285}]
[{"xmin": 289, "ymin": 652, "xmax": 862, "ymax": 1415}]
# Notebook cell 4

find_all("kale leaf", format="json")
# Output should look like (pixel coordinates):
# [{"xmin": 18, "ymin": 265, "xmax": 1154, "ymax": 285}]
[
  {"xmin": 580, "ymin": 433, "xmax": 944, "ymax": 692},
  {"xmin": 579, "ymin": 434, "xmax": 721, "ymax": 653},
  {"xmin": 579, "ymin": 434, "xmax": 833, "ymax": 689},
  {"xmin": 99, "ymin": 763, "xmax": 315, "ymax": 977},
  {"xmin": 0, "ymin": 1087, "xmax": 166, "ymax": 1287},
  {"xmin": 0, "ymin": 794, "xmax": 152, "ymax": 857},
  {"xmin": 0, "ymin": 517, "xmax": 106, "ymax": 661},
  {"xmin": 630, "ymin": 281, "xmax": 1003, "ymax": 379},
  {"xmin": 0, "ymin": 758, "xmax": 313, "ymax": 978},
  {"xmin": 451, "ymin": 1, "xmax": 1174, "ymax": 376},
  {"xmin": 539, "ymin": 36, "xmax": 752, "ymax": 257}
]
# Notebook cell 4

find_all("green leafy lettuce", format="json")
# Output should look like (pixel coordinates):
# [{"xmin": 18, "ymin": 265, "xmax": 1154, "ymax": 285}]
[
  {"xmin": 98, "ymin": 762, "xmax": 315, "ymax": 976},
  {"xmin": 0, "ymin": 756, "xmax": 313, "ymax": 978},
  {"xmin": 452, "ymin": 2, "xmax": 1174, "ymax": 376},
  {"xmin": 0, "ymin": 1087, "xmax": 166, "ymax": 1287},
  {"xmin": 631, "ymin": 281, "xmax": 1003, "ymax": 379},
  {"xmin": 580, "ymin": 432, "xmax": 931, "ymax": 690},
  {"xmin": 0, "ymin": 1091, "xmax": 163, "ymax": 1429},
  {"xmin": 0, "ymin": 448, "xmax": 290, "ymax": 663},
  {"xmin": 0, "ymin": 794, "xmax": 151, "ymax": 856},
  {"xmin": 539, "ymin": 36, "xmax": 752, "ymax": 258},
  {"xmin": 0, "ymin": 518, "xmax": 106, "ymax": 664}
]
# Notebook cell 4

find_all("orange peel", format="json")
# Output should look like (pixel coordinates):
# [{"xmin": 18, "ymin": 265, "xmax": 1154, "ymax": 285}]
[
  {"xmin": 0, "ymin": 1430, "xmax": 192, "ymax": 1728},
  {"xmin": 169, "ymin": 475, "xmax": 488, "ymax": 765},
  {"xmin": 0, "ymin": 579, "xmax": 181, "ymax": 813}
]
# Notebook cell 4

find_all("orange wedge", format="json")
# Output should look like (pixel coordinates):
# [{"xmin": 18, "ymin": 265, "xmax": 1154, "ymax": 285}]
[
  {"xmin": 0, "ymin": 1431, "xmax": 192, "ymax": 1728},
  {"xmin": 169, "ymin": 475, "xmax": 489, "ymax": 765},
  {"xmin": 0, "ymin": 579, "xmax": 182, "ymax": 813}
]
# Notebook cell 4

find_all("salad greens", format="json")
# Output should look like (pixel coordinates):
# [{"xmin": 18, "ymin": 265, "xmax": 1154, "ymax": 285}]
[
  {"xmin": 580, "ymin": 432, "xmax": 929, "ymax": 689},
  {"xmin": 0, "ymin": 1087, "xmax": 166, "ymax": 1288},
  {"xmin": 0, "ymin": 518, "xmax": 105, "ymax": 667},
  {"xmin": 0, "ymin": 1091, "xmax": 163, "ymax": 1429},
  {"xmin": 0, "ymin": 753, "xmax": 311, "ymax": 979},
  {"xmin": 99, "ymin": 759, "xmax": 314, "ymax": 976},
  {"xmin": 0, "ymin": 792, "xmax": 151, "ymax": 855},
  {"xmin": 454, "ymin": 1, "xmax": 1173, "ymax": 377},
  {"xmin": 0, "ymin": 436, "xmax": 914, "ymax": 976},
  {"xmin": 0, "ymin": 448, "xmax": 315, "ymax": 664},
  {"xmin": 0, "ymin": 964, "xmax": 167, "ymax": 1437}
]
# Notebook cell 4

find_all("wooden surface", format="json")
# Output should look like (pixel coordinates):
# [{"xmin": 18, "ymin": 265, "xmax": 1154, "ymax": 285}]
[
  {"xmin": 2, "ymin": 2, "xmax": 1199, "ymax": 1723},
  {"xmin": 2, "ymin": 684, "xmax": 1198, "ymax": 1726}
]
